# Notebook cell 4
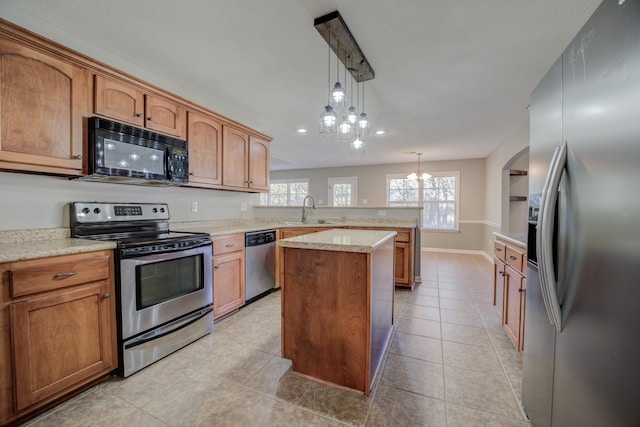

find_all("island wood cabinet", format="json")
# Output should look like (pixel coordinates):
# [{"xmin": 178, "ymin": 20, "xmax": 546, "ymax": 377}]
[
  {"xmin": 0, "ymin": 250, "xmax": 116, "ymax": 425},
  {"xmin": 0, "ymin": 35, "xmax": 89, "ymax": 176},
  {"xmin": 212, "ymin": 234, "xmax": 245, "ymax": 319},
  {"xmin": 493, "ymin": 236, "xmax": 527, "ymax": 354},
  {"xmin": 222, "ymin": 126, "xmax": 270, "ymax": 191},
  {"xmin": 348, "ymin": 227, "xmax": 415, "ymax": 288},
  {"xmin": 94, "ymin": 75, "xmax": 186, "ymax": 139}
]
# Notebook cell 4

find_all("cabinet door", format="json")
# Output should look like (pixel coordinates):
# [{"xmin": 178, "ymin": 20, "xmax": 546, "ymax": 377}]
[
  {"xmin": 94, "ymin": 75, "xmax": 145, "ymax": 127},
  {"xmin": 186, "ymin": 111, "xmax": 222, "ymax": 186},
  {"xmin": 222, "ymin": 125, "xmax": 249, "ymax": 188},
  {"xmin": 212, "ymin": 251, "xmax": 245, "ymax": 319},
  {"xmin": 10, "ymin": 282, "xmax": 114, "ymax": 411},
  {"xmin": 248, "ymin": 136, "xmax": 270, "ymax": 191},
  {"xmin": 394, "ymin": 241, "xmax": 410, "ymax": 286},
  {"xmin": 493, "ymin": 260, "xmax": 506, "ymax": 320},
  {"xmin": 503, "ymin": 264, "xmax": 524, "ymax": 351},
  {"xmin": 0, "ymin": 46, "xmax": 86, "ymax": 175},
  {"xmin": 145, "ymin": 94, "xmax": 185, "ymax": 138},
  {"xmin": 519, "ymin": 277, "xmax": 527, "ymax": 353}
]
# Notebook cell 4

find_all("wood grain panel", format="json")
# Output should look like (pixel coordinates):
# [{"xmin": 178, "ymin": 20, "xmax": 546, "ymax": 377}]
[
  {"xmin": 186, "ymin": 111, "xmax": 222, "ymax": 186},
  {"xmin": 248, "ymin": 136, "xmax": 269, "ymax": 191},
  {"xmin": 222, "ymin": 125, "xmax": 248, "ymax": 188},
  {"xmin": 282, "ymin": 248, "xmax": 369, "ymax": 393},
  {"xmin": 94, "ymin": 74, "xmax": 144, "ymax": 126},
  {"xmin": 212, "ymin": 233, "xmax": 244, "ymax": 256}
]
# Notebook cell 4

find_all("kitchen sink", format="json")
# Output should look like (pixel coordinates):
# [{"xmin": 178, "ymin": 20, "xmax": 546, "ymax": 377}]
[{"xmin": 280, "ymin": 220, "xmax": 331, "ymax": 225}]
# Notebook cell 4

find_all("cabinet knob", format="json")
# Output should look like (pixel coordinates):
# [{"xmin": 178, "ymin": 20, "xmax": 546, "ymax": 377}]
[
  {"xmin": 189, "ymin": 172, "xmax": 195, "ymax": 176},
  {"xmin": 147, "ymin": 117, "xmax": 154, "ymax": 122},
  {"xmin": 509, "ymin": 255, "xmax": 517, "ymax": 260},
  {"xmin": 500, "ymin": 271, "xmax": 506, "ymax": 276},
  {"xmin": 75, "ymin": 154, "xmax": 83, "ymax": 160},
  {"xmin": 136, "ymin": 113, "xmax": 143, "ymax": 118},
  {"xmin": 518, "ymin": 289, "xmax": 526, "ymax": 293},
  {"xmin": 225, "ymin": 244, "xmax": 234, "ymax": 248},
  {"xmin": 214, "ymin": 265, "xmax": 219, "ymax": 270},
  {"xmin": 495, "ymin": 248, "xmax": 502, "ymax": 252},
  {"xmin": 103, "ymin": 292, "xmax": 111, "ymax": 299}
]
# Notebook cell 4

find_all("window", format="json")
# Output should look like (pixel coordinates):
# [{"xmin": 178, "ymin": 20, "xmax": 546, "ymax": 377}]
[
  {"xmin": 328, "ymin": 177, "xmax": 357, "ymax": 206},
  {"xmin": 386, "ymin": 171, "xmax": 460, "ymax": 230},
  {"xmin": 260, "ymin": 179, "xmax": 309, "ymax": 206}
]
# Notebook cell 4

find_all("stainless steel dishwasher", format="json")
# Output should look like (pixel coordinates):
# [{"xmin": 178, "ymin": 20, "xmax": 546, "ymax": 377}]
[{"xmin": 245, "ymin": 229, "xmax": 276, "ymax": 304}]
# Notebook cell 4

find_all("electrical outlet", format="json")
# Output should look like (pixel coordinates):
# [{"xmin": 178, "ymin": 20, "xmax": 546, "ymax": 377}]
[
  {"xmin": 191, "ymin": 201, "xmax": 198, "ymax": 213},
  {"xmin": 240, "ymin": 202, "xmax": 247, "ymax": 211},
  {"xmin": 378, "ymin": 210, "xmax": 387, "ymax": 216}
]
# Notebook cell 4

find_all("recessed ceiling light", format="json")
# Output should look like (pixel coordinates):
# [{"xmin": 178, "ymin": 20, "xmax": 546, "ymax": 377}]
[
  {"xmin": 375, "ymin": 130, "xmax": 387, "ymax": 135},
  {"xmin": 296, "ymin": 128, "xmax": 308, "ymax": 133}
]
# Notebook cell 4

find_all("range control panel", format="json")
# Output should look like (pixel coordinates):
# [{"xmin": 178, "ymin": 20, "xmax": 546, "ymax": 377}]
[{"xmin": 71, "ymin": 202, "xmax": 170, "ymax": 223}]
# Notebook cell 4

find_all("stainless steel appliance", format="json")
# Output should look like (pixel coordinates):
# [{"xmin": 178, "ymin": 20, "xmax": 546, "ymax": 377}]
[
  {"xmin": 77, "ymin": 117, "xmax": 189, "ymax": 186},
  {"xmin": 523, "ymin": 1, "xmax": 640, "ymax": 425},
  {"xmin": 245, "ymin": 229, "xmax": 276, "ymax": 303},
  {"xmin": 70, "ymin": 202, "xmax": 213, "ymax": 377}
]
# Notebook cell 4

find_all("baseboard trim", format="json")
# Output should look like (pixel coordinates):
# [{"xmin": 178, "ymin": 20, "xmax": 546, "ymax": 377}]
[{"xmin": 421, "ymin": 247, "xmax": 493, "ymax": 263}]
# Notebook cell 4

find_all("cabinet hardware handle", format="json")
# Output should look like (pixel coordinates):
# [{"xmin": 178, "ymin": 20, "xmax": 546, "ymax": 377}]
[
  {"xmin": 509, "ymin": 255, "xmax": 517, "ymax": 260},
  {"xmin": 147, "ymin": 117, "xmax": 154, "ymax": 122},
  {"xmin": 225, "ymin": 244, "xmax": 234, "ymax": 248},
  {"xmin": 54, "ymin": 271, "xmax": 77, "ymax": 279},
  {"xmin": 189, "ymin": 172, "xmax": 195, "ymax": 176},
  {"xmin": 136, "ymin": 113, "xmax": 143, "ymax": 118},
  {"xmin": 75, "ymin": 154, "xmax": 83, "ymax": 160},
  {"xmin": 214, "ymin": 265, "xmax": 219, "ymax": 270},
  {"xmin": 495, "ymin": 248, "xmax": 502, "ymax": 252},
  {"xmin": 103, "ymin": 293, "xmax": 111, "ymax": 299},
  {"xmin": 500, "ymin": 271, "xmax": 506, "ymax": 276},
  {"xmin": 519, "ymin": 289, "xmax": 526, "ymax": 293}
]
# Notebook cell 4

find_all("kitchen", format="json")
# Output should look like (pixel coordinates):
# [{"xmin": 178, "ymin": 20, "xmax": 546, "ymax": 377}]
[{"xmin": 1, "ymin": 0, "xmax": 637, "ymax": 426}]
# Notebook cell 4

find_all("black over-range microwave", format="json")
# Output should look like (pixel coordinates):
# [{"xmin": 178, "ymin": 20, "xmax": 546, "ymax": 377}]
[{"xmin": 77, "ymin": 117, "xmax": 189, "ymax": 186}]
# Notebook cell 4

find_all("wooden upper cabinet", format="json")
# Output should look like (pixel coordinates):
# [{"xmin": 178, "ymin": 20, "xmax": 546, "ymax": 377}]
[
  {"xmin": 94, "ymin": 75, "xmax": 185, "ymax": 139},
  {"xmin": 222, "ymin": 125, "xmax": 249, "ymax": 188},
  {"xmin": 185, "ymin": 111, "xmax": 222, "ymax": 187},
  {"xmin": 0, "ymin": 40, "xmax": 88, "ymax": 175},
  {"xmin": 94, "ymin": 75, "xmax": 144, "ymax": 127},
  {"xmin": 249, "ymin": 136, "xmax": 270, "ymax": 191}
]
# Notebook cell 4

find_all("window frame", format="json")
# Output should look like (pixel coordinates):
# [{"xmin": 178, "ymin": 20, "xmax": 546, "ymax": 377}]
[
  {"xmin": 260, "ymin": 178, "xmax": 309, "ymax": 206},
  {"xmin": 386, "ymin": 171, "xmax": 460, "ymax": 231},
  {"xmin": 328, "ymin": 176, "xmax": 357, "ymax": 207}
]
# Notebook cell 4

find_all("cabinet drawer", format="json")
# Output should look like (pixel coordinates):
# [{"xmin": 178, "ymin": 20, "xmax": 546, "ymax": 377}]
[
  {"xmin": 394, "ymin": 229, "xmax": 411, "ymax": 243},
  {"xmin": 494, "ymin": 241, "xmax": 506, "ymax": 261},
  {"xmin": 506, "ymin": 246, "xmax": 525, "ymax": 274},
  {"xmin": 213, "ymin": 234, "xmax": 244, "ymax": 255},
  {"xmin": 10, "ymin": 255, "xmax": 110, "ymax": 298}
]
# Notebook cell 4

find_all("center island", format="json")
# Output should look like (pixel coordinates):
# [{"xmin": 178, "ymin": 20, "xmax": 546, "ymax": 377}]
[{"xmin": 277, "ymin": 228, "xmax": 396, "ymax": 395}]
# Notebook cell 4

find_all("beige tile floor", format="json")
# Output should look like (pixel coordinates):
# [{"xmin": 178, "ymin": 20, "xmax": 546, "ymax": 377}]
[{"xmin": 24, "ymin": 252, "xmax": 530, "ymax": 426}]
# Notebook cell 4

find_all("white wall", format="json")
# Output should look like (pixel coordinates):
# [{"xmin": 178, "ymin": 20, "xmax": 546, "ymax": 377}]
[
  {"xmin": 483, "ymin": 116, "xmax": 530, "ymax": 254},
  {"xmin": 271, "ymin": 158, "xmax": 487, "ymax": 251},
  {"xmin": 0, "ymin": 172, "xmax": 259, "ymax": 231}
]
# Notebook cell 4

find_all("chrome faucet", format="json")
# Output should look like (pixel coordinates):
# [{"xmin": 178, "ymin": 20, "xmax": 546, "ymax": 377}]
[{"xmin": 301, "ymin": 195, "xmax": 316, "ymax": 223}]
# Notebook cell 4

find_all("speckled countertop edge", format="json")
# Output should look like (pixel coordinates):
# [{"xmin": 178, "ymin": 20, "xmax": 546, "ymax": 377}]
[
  {"xmin": 277, "ymin": 229, "xmax": 397, "ymax": 253},
  {"xmin": 493, "ymin": 231, "xmax": 527, "ymax": 248},
  {"xmin": 0, "ymin": 218, "xmax": 416, "ymax": 263}
]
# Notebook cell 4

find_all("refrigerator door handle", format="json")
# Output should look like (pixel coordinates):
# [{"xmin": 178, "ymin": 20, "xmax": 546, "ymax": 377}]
[{"xmin": 538, "ymin": 141, "xmax": 567, "ymax": 332}]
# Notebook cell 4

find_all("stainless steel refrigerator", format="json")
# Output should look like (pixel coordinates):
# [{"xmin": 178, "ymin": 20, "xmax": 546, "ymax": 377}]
[{"xmin": 523, "ymin": 1, "xmax": 640, "ymax": 426}]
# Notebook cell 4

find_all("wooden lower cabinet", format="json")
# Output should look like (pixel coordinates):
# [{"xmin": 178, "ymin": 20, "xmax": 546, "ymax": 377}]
[
  {"xmin": 212, "ymin": 234, "xmax": 245, "ymax": 319},
  {"xmin": 0, "ymin": 250, "xmax": 116, "ymax": 425},
  {"xmin": 493, "ymin": 235, "xmax": 527, "ymax": 354}
]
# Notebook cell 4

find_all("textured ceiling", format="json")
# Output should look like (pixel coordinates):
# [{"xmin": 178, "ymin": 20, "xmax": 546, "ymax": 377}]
[{"xmin": 1, "ymin": 0, "xmax": 602, "ymax": 170}]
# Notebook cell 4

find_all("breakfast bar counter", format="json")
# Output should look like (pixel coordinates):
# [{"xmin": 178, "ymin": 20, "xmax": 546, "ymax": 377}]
[{"xmin": 278, "ymin": 229, "xmax": 396, "ymax": 395}]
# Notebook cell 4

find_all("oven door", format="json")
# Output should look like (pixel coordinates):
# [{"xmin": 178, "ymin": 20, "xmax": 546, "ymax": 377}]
[{"xmin": 119, "ymin": 244, "xmax": 212, "ymax": 340}]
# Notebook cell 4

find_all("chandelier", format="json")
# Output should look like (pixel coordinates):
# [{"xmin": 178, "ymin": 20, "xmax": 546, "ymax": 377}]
[
  {"xmin": 315, "ymin": 11, "xmax": 373, "ymax": 157},
  {"xmin": 407, "ymin": 153, "xmax": 431, "ymax": 181}
]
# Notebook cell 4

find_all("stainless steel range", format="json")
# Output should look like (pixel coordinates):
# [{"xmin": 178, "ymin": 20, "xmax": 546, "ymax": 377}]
[{"xmin": 70, "ymin": 202, "xmax": 213, "ymax": 377}]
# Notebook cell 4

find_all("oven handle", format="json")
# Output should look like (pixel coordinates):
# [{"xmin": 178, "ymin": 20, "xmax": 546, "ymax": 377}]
[
  {"xmin": 120, "ymin": 244, "xmax": 212, "ymax": 263},
  {"xmin": 124, "ymin": 306, "xmax": 213, "ymax": 349}
]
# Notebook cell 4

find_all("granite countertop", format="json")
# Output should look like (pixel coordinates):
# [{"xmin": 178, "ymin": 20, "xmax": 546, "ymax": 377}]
[
  {"xmin": 277, "ymin": 229, "xmax": 397, "ymax": 253},
  {"xmin": 0, "ymin": 218, "xmax": 416, "ymax": 263},
  {"xmin": 0, "ymin": 238, "xmax": 117, "ymax": 263},
  {"xmin": 494, "ymin": 231, "xmax": 527, "ymax": 248}
]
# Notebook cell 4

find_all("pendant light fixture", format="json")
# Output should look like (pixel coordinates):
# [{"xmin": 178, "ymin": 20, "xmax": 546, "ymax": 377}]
[
  {"xmin": 315, "ymin": 11, "xmax": 375, "ymax": 154},
  {"xmin": 407, "ymin": 153, "xmax": 431, "ymax": 181}
]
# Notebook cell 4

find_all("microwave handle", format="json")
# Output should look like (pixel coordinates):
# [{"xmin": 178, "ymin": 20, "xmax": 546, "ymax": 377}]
[{"xmin": 165, "ymin": 148, "xmax": 173, "ymax": 181}]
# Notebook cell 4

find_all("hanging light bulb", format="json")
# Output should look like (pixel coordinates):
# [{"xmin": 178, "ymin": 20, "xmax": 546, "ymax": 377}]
[
  {"xmin": 337, "ymin": 116, "xmax": 354, "ymax": 142},
  {"xmin": 357, "ymin": 81, "xmax": 370, "ymax": 135},
  {"xmin": 330, "ymin": 40, "xmax": 346, "ymax": 109},
  {"xmin": 320, "ymin": 30, "xmax": 337, "ymax": 137},
  {"xmin": 346, "ymin": 59, "xmax": 358, "ymax": 125},
  {"xmin": 350, "ymin": 134, "xmax": 365, "ymax": 158}
]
